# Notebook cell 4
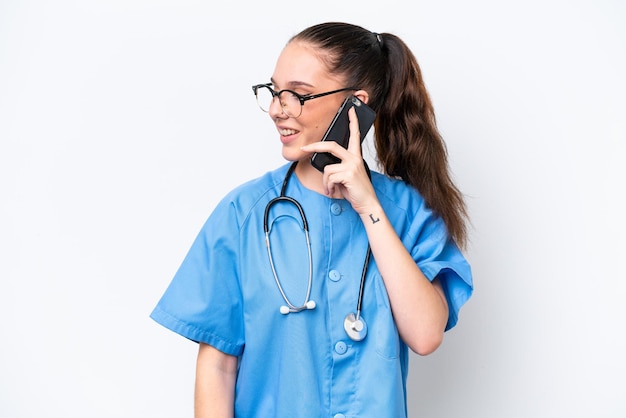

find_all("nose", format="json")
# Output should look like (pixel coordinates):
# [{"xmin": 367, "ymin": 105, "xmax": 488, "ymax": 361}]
[{"xmin": 268, "ymin": 95, "xmax": 288, "ymax": 119}]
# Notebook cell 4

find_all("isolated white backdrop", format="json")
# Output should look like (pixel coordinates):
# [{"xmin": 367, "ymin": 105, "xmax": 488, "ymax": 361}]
[{"xmin": 1, "ymin": 0, "xmax": 625, "ymax": 417}]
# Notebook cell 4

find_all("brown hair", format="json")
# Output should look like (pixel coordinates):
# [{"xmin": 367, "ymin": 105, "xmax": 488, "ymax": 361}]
[{"xmin": 291, "ymin": 22, "xmax": 469, "ymax": 248}]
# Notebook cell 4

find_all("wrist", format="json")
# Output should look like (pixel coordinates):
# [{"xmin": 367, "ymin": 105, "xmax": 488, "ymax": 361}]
[{"xmin": 359, "ymin": 202, "xmax": 384, "ymax": 224}]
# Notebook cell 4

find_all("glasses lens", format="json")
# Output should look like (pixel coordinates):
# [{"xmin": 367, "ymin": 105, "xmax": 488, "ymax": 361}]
[
  {"xmin": 279, "ymin": 91, "xmax": 302, "ymax": 118},
  {"xmin": 255, "ymin": 85, "xmax": 274, "ymax": 113},
  {"xmin": 255, "ymin": 85, "xmax": 302, "ymax": 117}
]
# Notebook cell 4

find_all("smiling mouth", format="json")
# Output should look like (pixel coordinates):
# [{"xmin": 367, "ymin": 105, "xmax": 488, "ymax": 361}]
[{"xmin": 279, "ymin": 128, "xmax": 298, "ymax": 136}]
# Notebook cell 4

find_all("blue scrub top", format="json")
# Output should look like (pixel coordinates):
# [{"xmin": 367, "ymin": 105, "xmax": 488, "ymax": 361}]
[{"xmin": 151, "ymin": 163, "xmax": 473, "ymax": 418}]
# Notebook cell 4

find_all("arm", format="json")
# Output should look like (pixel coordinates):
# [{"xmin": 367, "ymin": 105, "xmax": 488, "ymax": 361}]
[
  {"xmin": 358, "ymin": 204, "xmax": 449, "ymax": 355},
  {"xmin": 301, "ymin": 108, "xmax": 448, "ymax": 355},
  {"xmin": 195, "ymin": 343, "xmax": 238, "ymax": 418}
]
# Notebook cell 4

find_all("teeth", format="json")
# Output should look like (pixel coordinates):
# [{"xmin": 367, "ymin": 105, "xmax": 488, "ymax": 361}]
[{"xmin": 279, "ymin": 129, "xmax": 297, "ymax": 136}]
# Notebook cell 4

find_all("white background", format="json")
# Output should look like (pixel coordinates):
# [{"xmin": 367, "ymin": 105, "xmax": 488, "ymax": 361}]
[{"xmin": 1, "ymin": 0, "xmax": 625, "ymax": 417}]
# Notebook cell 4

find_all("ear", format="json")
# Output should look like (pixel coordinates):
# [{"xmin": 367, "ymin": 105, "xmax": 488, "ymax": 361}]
[{"xmin": 353, "ymin": 89, "xmax": 370, "ymax": 105}]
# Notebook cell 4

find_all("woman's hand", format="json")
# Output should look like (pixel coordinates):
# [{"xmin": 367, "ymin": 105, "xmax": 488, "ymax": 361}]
[{"xmin": 301, "ymin": 107, "xmax": 378, "ymax": 214}]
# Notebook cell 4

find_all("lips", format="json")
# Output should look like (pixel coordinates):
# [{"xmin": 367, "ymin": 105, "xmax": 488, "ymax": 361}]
[{"xmin": 278, "ymin": 128, "xmax": 298, "ymax": 136}]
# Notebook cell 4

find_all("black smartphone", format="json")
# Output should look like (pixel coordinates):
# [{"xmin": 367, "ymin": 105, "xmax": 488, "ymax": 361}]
[{"xmin": 310, "ymin": 95, "xmax": 376, "ymax": 172}]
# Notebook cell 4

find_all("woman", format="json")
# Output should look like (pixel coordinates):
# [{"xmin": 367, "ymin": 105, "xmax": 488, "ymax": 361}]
[{"xmin": 151, "ymin": 22, "xmax": 473, "ymax": 417}]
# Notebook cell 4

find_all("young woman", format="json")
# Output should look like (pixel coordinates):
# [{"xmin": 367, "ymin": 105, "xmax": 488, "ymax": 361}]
[{"xmin": 151, "ymin": 22, "xmax": 473, "ymax": 418}]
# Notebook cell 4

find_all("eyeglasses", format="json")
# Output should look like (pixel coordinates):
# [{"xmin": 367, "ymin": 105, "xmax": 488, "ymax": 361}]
[{"xmin": 252, "ymin": 83, "xmax": 358, "ymax": 118}]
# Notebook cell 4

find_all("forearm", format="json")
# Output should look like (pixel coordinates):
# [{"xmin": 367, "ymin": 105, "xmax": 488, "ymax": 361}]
[
  {"xmin": 360, "ymin": 203, "xmax": 449, "ymax": 355},
  {"xmin": 195, "ymin": 343, "xmax": 238, "ymax": 418}
]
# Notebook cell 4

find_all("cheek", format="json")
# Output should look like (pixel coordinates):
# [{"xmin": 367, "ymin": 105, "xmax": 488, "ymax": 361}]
[
  {"xmin": 310, "ymin": 124, "xmax": 327, "ymax": 143},
  {"xmin": 315, "ymin": 118, "xmax": 332, "ymax": 133},
  {"xmin": 301, "ymin": 110, "xmax": 334, "ymax": 142}
]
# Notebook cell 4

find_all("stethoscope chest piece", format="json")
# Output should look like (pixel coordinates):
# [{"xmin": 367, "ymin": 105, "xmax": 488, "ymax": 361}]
[{"xmin": 344, "ymin": 312, "xmax": 368, "ymax": 341}]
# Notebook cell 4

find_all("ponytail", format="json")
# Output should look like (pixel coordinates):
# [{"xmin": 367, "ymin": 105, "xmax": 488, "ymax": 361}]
[
  {"xmin": 375, "ymin": 34, "xmax": 469, "ymax": 248},
  {"xmin": 292, "ymin": 23, "xmax": 469, "ymax": 248}
]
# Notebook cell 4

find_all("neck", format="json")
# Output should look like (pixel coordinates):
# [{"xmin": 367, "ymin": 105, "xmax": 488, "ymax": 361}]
[{"xmin": 293, "ymin": 158, "xmax": 343, "ymax": 199}]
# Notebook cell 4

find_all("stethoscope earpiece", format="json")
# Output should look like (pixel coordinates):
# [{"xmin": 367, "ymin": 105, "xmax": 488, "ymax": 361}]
[{"xmin": 280, "ymin": 300, "xmax": 317, "ymax": 315}]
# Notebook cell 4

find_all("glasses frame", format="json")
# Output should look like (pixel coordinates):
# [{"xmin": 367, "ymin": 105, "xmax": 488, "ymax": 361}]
[{"xmin": 252, "ymin": 83, "xmax": 359, "ymax": 117}]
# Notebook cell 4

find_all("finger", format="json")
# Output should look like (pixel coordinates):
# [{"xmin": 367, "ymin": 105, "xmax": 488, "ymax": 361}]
[
  {"xmin": 346, "ymin": 107, "xmax": 362, "ymax": 156},
  {"xmin": 301, "ymin": 140, "xmax": 346, "ymax": 154},
  {"xmin": 323, "ymin": 169, "xmax": 336, "ymax": 196}
]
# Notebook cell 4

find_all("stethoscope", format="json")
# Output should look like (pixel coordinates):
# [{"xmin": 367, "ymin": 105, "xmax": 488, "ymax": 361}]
[{"xmin": 263, "ymin": 161, "xmax": 371, "ymax": 341}]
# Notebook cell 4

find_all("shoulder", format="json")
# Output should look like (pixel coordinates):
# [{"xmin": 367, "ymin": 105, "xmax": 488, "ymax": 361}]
[
  {"xmin": 370, "ymin": 171, "xmax": 427, "ymax": 215},
  {"xmin": 214, "ymin": 163, "xmax": 291, "ymax": 219},
  {"xmin": 370, "ymin": 170, "xmax": 448, "ymax": 240}
]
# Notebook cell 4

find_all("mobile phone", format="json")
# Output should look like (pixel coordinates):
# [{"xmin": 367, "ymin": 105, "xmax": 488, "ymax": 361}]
[{"xmin": 310, "ymin": 95, "xmax": 376, "ymax": 172}]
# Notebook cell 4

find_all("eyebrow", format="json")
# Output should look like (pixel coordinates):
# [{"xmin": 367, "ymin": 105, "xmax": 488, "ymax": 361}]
[{"xmin": 270, "ymin": 77, "xmax": 315, "ymax": 90}]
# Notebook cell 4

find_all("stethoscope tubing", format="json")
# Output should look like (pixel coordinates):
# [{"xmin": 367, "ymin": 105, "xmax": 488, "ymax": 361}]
[
  {"xmin": 263, "ymin": 161, "xmax": 372, "ymax": 340},
  {"xmin": 264, "ymin": 199, "xmax": 314, "ymax": 313},
  {"xmin": 356, "ymin": 245, "xmax": 371, "ymax": 320}
]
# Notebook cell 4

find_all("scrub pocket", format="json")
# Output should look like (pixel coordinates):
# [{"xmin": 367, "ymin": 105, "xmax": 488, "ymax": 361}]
[{"xmin": 372, "ymin": 272, "xmax": 401, "ymax": 359}]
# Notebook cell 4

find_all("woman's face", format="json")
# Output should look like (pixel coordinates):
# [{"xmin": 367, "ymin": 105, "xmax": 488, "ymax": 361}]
[{"xmin": 269, "ymin": 41, "xmax": 349, "ymax": 163}]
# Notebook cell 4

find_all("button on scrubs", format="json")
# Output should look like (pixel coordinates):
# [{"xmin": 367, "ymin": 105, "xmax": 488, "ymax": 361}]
[{"xmin": 150, "ymin": 163, "xmax": 473, "ymax": 418}]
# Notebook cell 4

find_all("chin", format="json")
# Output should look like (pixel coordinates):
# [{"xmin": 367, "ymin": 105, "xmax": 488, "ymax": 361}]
[{"xmin": 282, "ymin": 148, "xmax": 310, "ymax": 163}]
